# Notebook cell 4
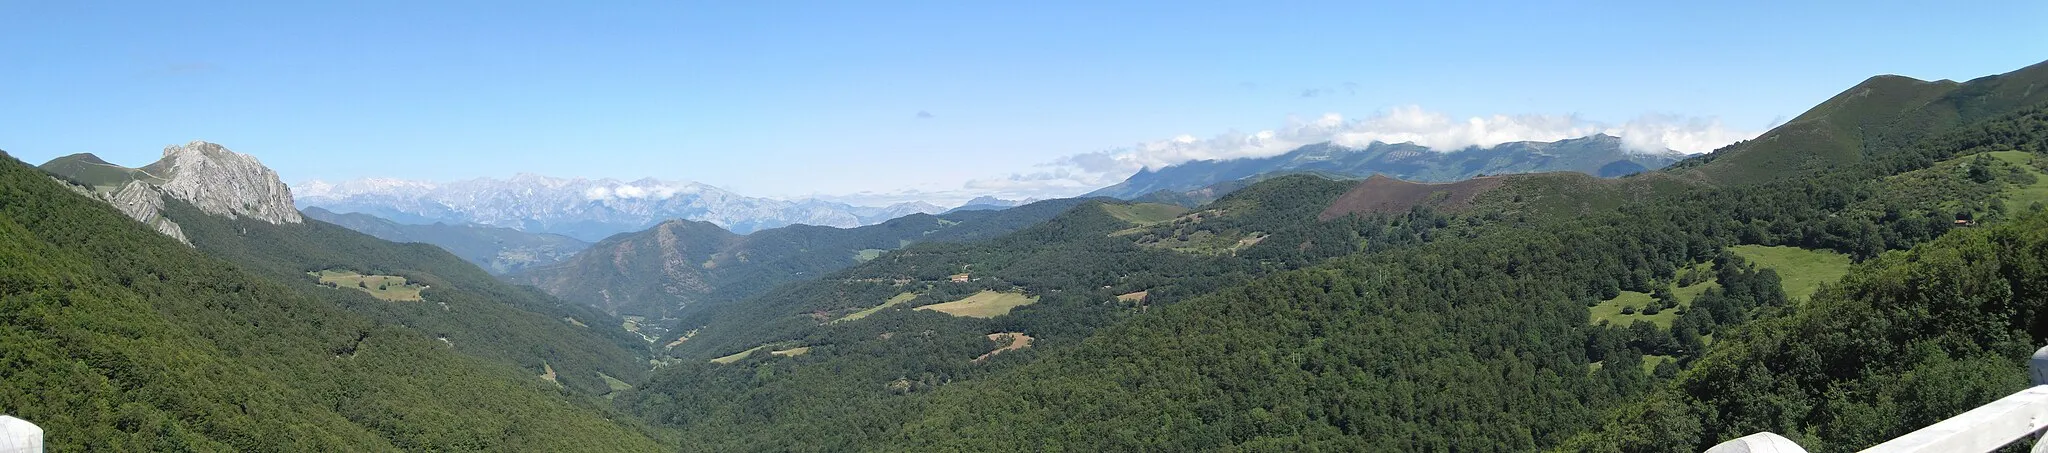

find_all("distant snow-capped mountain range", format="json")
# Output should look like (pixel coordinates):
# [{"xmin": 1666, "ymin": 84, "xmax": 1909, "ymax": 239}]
[{"xmin": 296, "ymin": 174, "xmax": 948, "ymax": 241}]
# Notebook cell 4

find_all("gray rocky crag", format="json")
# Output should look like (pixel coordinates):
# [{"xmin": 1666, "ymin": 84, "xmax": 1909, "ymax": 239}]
[
  {"xmin": 142, "ymin": 141, "xmax": 303, "ymax": 224},
  {"xmin": 40, "ymin": 141, "xmax": 304, "ymax": 245}
]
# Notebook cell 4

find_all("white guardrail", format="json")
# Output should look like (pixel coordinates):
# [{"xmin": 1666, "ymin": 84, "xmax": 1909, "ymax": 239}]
[{"xmin": 1706, "ymin": 346, "xmax": 2048, "ymax": 453}]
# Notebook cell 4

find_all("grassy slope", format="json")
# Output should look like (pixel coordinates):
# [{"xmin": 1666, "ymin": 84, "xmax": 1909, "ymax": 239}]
[
  {"xmin": 710, "ymin": 345, "xmax": 769, "ymax": 364},
  {"xmin": 1679, "ymin": 60, "xmax": 2048, "ymax": 185},
  {"xmin": 1985, "ymin": 150, "xmax": 2048, "ymax": 210},
  {"xmin": 914, "ymin": 290, "xmax": 1039, "ymax": 318},
  {"xmin": 1100, "ymin": 202, "xmax": 1189, "ymax": 224},
  {"xmin": 1729, "ymin": 245, "xmax": 1852, "ymax": 302},
  {"xmin": 311, "ymin": 269, "xmax": 426, "ymax": 301},
  {"xmin": 37, "ymin": 153, "xmax": 152, "ymax": 188},
  {"xmin": 836, "ymin": 292, "xmax": 918, "ymax": 322}
]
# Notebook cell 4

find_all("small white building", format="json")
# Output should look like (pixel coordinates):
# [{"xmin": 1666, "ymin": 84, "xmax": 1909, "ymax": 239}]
[{"xmin": 0, "ymin": 415, "xmax": 41, "ymax": 453}]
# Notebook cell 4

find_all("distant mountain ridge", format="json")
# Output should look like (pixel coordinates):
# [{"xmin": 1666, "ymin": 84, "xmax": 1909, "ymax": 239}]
[
  {"xmin": 1084, "ymin": 133, "xmax": 1683, "ymax": 199},
  {"xmin": 301, "ymin": 207, "xmax": 592, "ymax": 274},
  {"xmin": 297, "ymin": 175, "xmax": 949, "ymax": 241},
  {"xmin": 508, "ymin": 198, "xmax": 1094, "ymax": 320},
  {"xmin": 942, "ymin": 195, "xmax": 1036, "ymax": 214}
]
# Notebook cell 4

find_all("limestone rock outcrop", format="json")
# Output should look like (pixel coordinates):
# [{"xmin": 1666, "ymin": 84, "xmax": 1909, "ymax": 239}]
[
  {"xmin": 142, "ymin": 141, "xmax": 303, "ymax": 224},
  {"xmin": 39, "ymin": 141, "xmax": 302, "ymax": 245}
]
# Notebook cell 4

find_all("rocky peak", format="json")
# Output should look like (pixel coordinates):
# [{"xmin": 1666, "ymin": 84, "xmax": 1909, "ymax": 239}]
[
  {"xmin": 145, "ymin": 141, "xmax": 303, "ymax": 224},
  {"xmin": 38, "ymin": 140, "xmax": 306, "ymax": 246}
]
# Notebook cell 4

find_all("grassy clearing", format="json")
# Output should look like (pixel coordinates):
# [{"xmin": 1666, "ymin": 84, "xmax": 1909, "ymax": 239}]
[
  {"xmin": 1590, "ymin": 263, "xmax": 1716, "ymax": 329},
  {"xmin": 837, "ymin": 292, "xmax": 918, "ymax": 322},
  {"xmin": 916, "ymin": 290, "xmax": 1038, "ymax": 318},
  {"xmin": 599, "ymin": 372, "xmax": 631, "ymax": 392},
  {"xmin": 1986, "ymin": 151, "xmax": 2048, "ymax": 211},
  {"xmin": 309, "ymin": 269, "xmax": 425, "ymax": 301},
  {"xmin": 539, "ymin": 362, "xmax": 560, "ymax": 386},
  {"xmin": 1591, "ymin": 291, "xmax": 1674, "ymax": 328},
  {"xmin": 1134, "ymin": 230, "xmax": 1270, "ymax": 256},
  {"xmin": 973, "ymin": 332, "xmax": 1034, "ymax": 364},
  {"xmin": 1643, "ymin": 355, "xmax": 1676, "ymax": 374},
  {"xmin": 853, "ymin": 248, "xmax": 887, "ymax": 263},
  {"xmin": 1730, "ymin": 245, "xmax": 1852, "ymax": 302},
  {"xmin": 1117, "ymin": 291, "xmax": 1149, "ymax": 302},
  {"xmin": 710, "ymin": 345, "xmax": 767, "ymax": 364},
  {"xmin": 710, "ymin": 344, "xmax": 810, "ymax": 364},
  {"xmin": 665, "ymin": 329, "xmax": 698, "ymax": 349},
  {"xmin": 1100, "ymin": 203, "xmax": 1189, "ymax": 225}
]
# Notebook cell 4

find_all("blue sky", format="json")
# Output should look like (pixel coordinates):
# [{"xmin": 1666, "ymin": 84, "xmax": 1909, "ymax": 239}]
[{"xmin": 3, "ymin": 1, "xmax": 2045, "ymax": 203}]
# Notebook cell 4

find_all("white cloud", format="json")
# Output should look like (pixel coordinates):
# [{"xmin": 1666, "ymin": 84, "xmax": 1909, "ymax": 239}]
[
  {"xmin": 582, "ymin": 182, "xmax": 694, "ymax": 201},
  {"xmin": 956, "ymin": 106, "xmax": 1762, "ymax": 200}
]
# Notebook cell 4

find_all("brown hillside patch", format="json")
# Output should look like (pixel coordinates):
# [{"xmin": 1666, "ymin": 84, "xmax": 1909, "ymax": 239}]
[
  {"xmin": 539, "ymin": 362, "xmax": 560, "ymax": 386},
  {"xmin": 1319, "ymin": 174, "xmax": 1507, "ymax": 220},
  {"xmin": 973, "ymin": 332, "xmax": 1035, "ymax": 364},
  {"xmin": 1117, "ymin": 291, "xmax": 1149, "ymax": 302}
]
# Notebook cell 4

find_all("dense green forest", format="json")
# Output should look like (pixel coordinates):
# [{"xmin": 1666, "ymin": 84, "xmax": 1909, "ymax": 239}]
[{"xmin": 0, "ymin": 153, "xmax": 667, "ymax": 451}]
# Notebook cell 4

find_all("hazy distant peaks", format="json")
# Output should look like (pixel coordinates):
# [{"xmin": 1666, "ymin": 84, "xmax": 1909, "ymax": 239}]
[{"xmin": 964, "ymin": 106, "xmax": 1760, "ymax": 200}]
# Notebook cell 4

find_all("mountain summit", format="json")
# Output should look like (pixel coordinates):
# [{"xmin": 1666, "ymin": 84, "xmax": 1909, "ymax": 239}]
[
  {"xmin": 42, "ymin": 141, "xmax": 303, "ymax": 243},
  {"xmin": 144, "ymin": 141, "xmax": 303, "ymax": 224}
]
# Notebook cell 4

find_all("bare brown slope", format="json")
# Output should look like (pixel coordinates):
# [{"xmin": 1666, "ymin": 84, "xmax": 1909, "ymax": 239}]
[{"xmin": 1318, "ymin": 174, "xmax": 1507, "ymax": 220}]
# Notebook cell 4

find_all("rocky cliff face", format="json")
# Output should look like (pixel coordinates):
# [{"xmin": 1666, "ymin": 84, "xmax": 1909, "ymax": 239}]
[
  {"xmin": 40, "ymin": 141, "xmax": 303, "ymax": 244},
  {"xmin": 107, "ymin": 180, "xmax": 191, "ymax": 244},
  {"xmin": 142, "ymin": 141, "xmax": 303, "ymax": 224}
]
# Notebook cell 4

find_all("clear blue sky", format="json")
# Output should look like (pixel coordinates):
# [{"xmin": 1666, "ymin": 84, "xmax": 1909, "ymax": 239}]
[{"xmin": 3, "ymin": 1, "xmax": 2044, "ymax": 200}]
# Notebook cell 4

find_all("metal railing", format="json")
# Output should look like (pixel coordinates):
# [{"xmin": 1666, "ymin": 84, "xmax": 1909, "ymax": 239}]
[{"xmin": 1705, "ymin": 346, "xmax": 2048, "ymax": 453}]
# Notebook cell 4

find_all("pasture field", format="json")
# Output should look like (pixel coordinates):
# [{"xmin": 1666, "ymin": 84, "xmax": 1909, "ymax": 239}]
[
  {"xmin": 915, "ymin": 290, "xmax": 1038, "ymax": 318},
  {"xmin": 837, "ymin": 292, "xmax": 919, "ymax": 322},
  {"xmin": 1590, "ymin": 263, "xmax": 1717, "ymax": 329},
  {"xmin": 1730, "ymin": 245, "xmax": 1852, "ymax": 302},
  {"xmin": 1101, "ymin": 203, "xmax": 1189, "ymax": 225},
  {"xmin": 1985, "ymin": 151, "xmax": 2048, "ymax": 211},
  {"xmin": 711, "ymin": 346, "xmax": 767, "ymax": 364},
  {"xmin": 309, "ymin": 269, "xmax": 426, "ymax": 301}
]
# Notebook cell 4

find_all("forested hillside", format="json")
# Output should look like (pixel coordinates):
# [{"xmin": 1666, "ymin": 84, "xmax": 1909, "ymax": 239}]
[
  {"xmin": 0, "ymin": 152, "xmax": 666, "ymax": 451},
  {"xmin": 155, "ymin": 196, "xmax": 654, "ymax": 396},
  {"xmin": 1566, "ymin": 107, "xmax": 2048, "ymax": 453},
  {"xmin": 607, "ymin": 62, "xmax": 2048, "ymax": 451},
  {"xmin": 301, "ymin": 207, "xmax": 591, "ymax": 275},
  {"xmin": 509, "ymin": 197, "xmax": 1093, "ymax": 322}
]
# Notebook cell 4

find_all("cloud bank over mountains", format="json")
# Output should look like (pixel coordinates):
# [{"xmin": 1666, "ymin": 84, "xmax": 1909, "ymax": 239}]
[
  {"xmin": 300, "ymin": 106, "xmax": 1763, "ymax": 207},
  {"xmin": 959, "ymin": 106, "xmax": 1763, "ymax": 200}
]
